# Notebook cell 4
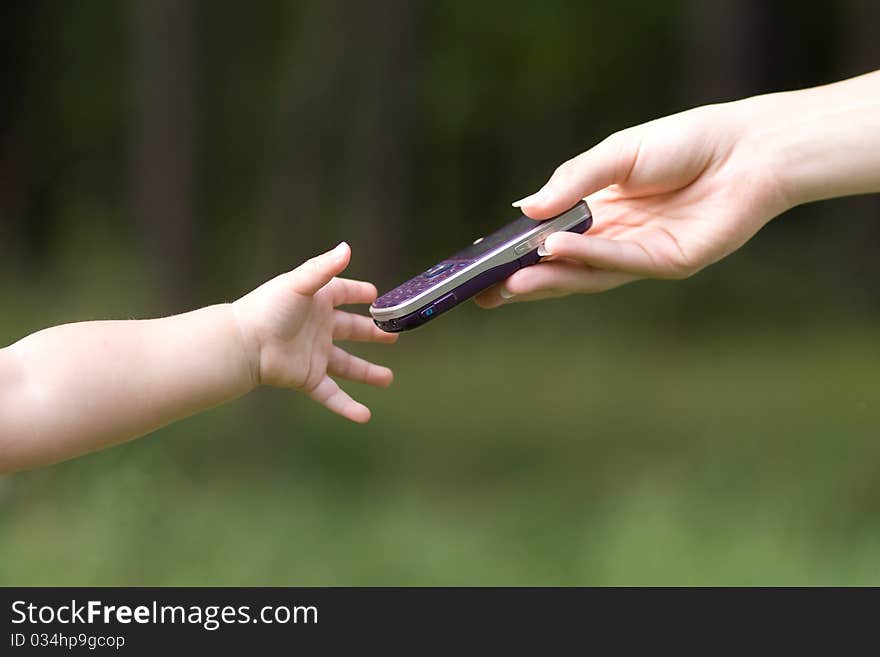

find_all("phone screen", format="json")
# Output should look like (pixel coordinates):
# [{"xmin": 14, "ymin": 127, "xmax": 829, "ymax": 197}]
[{"xmin": 450, "ymin": 215, "xmax": 540, "ymax": 261}]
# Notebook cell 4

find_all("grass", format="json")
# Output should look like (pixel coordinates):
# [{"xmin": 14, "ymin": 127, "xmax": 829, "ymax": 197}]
[{"xmin": 2, "ymin": 291, "xmax": 879, "ymax": 586}]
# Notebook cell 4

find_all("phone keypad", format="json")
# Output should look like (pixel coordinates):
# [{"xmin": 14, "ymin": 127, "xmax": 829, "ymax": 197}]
[
  {"xmin": 423, "ymin": 263, "xmax": 453, "ymax": 278},
  {"xmin": 373, "ymin": 261, "xmax": 470, "ymax": 309}
]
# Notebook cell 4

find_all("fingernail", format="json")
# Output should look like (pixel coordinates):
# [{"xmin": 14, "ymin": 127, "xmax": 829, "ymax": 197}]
[
  {"xmin": 499, "ymin": 287, "xmax": 515, "ymax": 300},
  {"xmin": 332, "ymin": 241, "xmax": 348, "ymax": 256},
  {"xmin": 540, "ymin": 233, "xmax": 560, "ymax": 256},
  {"xmin": 511, "ymin": 189, "xmax": 545, "ymax": 208}
]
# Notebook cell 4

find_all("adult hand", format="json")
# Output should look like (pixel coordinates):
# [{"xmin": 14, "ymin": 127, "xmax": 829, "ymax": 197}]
[{"xmin": 476, "ymin": 70, "xmax": 880, "ymax": 307}]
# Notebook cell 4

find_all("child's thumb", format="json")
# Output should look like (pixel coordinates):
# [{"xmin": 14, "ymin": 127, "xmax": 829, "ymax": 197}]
[{"xmin": 289, "ymin": 242, "xmax": 351, "ymax": 295}]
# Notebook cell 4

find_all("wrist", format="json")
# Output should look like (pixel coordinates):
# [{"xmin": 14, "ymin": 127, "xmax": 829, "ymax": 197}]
[
  {"xmin": 750, "ymin": 88, "xmax": 824, "ymax": 209},
  {"xmin": 740, "ymin": 73, "xmax": 880, "ymax": 209},
  {"xmin": 731, "ymin": 90, "xmax": 806, "ymax": 213},
  {"xmin": 228, "ymin": 302, "xmax": 262, "ymax": 390}
]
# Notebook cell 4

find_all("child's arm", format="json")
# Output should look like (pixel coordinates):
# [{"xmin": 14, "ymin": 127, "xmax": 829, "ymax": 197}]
[{"xmin": 0, "ymin": 242, "xmax": 396, "ymax": 473}]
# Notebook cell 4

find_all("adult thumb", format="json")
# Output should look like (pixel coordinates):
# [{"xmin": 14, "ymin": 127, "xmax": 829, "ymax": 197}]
[{"xmin": 512, "ymin": 129, "xmax": 639, "ymax": 219}]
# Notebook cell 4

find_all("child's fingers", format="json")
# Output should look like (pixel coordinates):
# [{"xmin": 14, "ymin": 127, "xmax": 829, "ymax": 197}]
[
  {"xmin": 333, "ymin": 310, "xmax": 398, "ymax": 343},
  {"xmin": 328, "ymin": 277, "xmax": 378, "ymax": 306},
  {"xmin": 328, "ymin": 346, "xmax": 394, "ymax": 387},
  {"xmin": 308, "ymin": 375, "xmax": 371, "ymax": 423},
  {"xmin": 288, "ymin": 242, "xmax": 351, "ymax": 296}
]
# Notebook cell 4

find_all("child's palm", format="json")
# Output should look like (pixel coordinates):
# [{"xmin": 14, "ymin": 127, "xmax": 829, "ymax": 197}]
[{"xmin": 234, "ymin": 243, "xmax": 396, "ymax": 423}]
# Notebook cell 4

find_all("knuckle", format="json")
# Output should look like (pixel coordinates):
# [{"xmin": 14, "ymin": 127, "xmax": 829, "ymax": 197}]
[
  {"xmin": 607, "ymin": 126, "xmax": 640, "ymax": 151},
  {"xmin": 602, "ymin": 128, "xmax": 641, "ymax": 178},
  {"xmin": 553, "ymin": 159, "xmax": 576, "ymax": 180},
  {"xmin": 664, "ymin": 255, "xmax": 698, "ymax": 280}
]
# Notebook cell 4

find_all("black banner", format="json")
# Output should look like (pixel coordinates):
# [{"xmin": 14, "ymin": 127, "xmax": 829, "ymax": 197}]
[{"xmin": 0, "ymin": 587, "xmax": 865, "ymax": 652}]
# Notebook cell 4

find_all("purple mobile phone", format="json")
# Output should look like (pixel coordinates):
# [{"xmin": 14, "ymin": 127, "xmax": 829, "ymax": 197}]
[{"xmin": 370, "ymin": 201, "xmax": 592, "ymax": 332}]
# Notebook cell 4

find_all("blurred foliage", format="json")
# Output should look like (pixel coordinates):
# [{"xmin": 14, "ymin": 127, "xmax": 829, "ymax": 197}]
[
  {"xmin": 1, "ymin": 0, "xmax": 879, "ymax": 584},
  {"xmin": 3, "ymin": 313, "xmax": 880, "ymax": 585}
]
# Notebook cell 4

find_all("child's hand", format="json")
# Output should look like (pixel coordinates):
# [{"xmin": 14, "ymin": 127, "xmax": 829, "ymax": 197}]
[
  {"xmin": 0, "ymin": 240, "xmax": 394, "ymax": 471},
  {"xmin": 232, "ymin": 242, "xmax": 396, "ymax": 423}
]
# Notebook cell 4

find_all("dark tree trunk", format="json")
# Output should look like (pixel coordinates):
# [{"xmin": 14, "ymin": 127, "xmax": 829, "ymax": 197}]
[
  {"xmin": 835, "ymin": 0, "xmax": 880, "ymax": 302},
  {"xmin": 251, "ymin": 0, "xmax": 351, "ymax": 278},
  {"xmin": 251, "ymin": 0, "xmax": 418, "ymax": 286},
  {"xmin": 130, "ymin": 0, "xmax": 198, "ymax": 312},
  {"xmin": 246, "ymin": 0, "xmax": 354, "ymax": 441},
  {"xmin": 0, "ymin": 3, "xmax": 37, "ymax": 270},
  {"xmin": 340, "ymin": 0, "xmax": 417, "ymax": 282},
  {"xmin": 681, "ymin": 0, "xmax": 776, "ymax": 105}
]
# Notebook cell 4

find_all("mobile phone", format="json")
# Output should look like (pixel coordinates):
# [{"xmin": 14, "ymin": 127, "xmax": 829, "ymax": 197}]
[{"xmin": 370, "ymin": 200, "xmax": 592, "ymax": 332}]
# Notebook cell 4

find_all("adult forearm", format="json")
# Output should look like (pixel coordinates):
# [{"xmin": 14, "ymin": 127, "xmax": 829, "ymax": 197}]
[
  {"xmin": 0, "ymin": 304, "xmax": 255, "ymax": 472},
  {"xmin": 749, "ymin": 70, "xmax": 880, "ymax": 208}
]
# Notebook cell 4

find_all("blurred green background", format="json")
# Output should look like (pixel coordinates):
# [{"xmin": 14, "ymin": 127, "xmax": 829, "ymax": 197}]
[{"xmin": 1, "ymin": 0, "xmax": 879, "ymax": 585}]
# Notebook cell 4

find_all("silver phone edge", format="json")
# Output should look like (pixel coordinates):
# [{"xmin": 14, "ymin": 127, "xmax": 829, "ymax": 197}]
[{"xmin": 369, "ymin": 203, "xmax": 591, "ymax": 321}]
